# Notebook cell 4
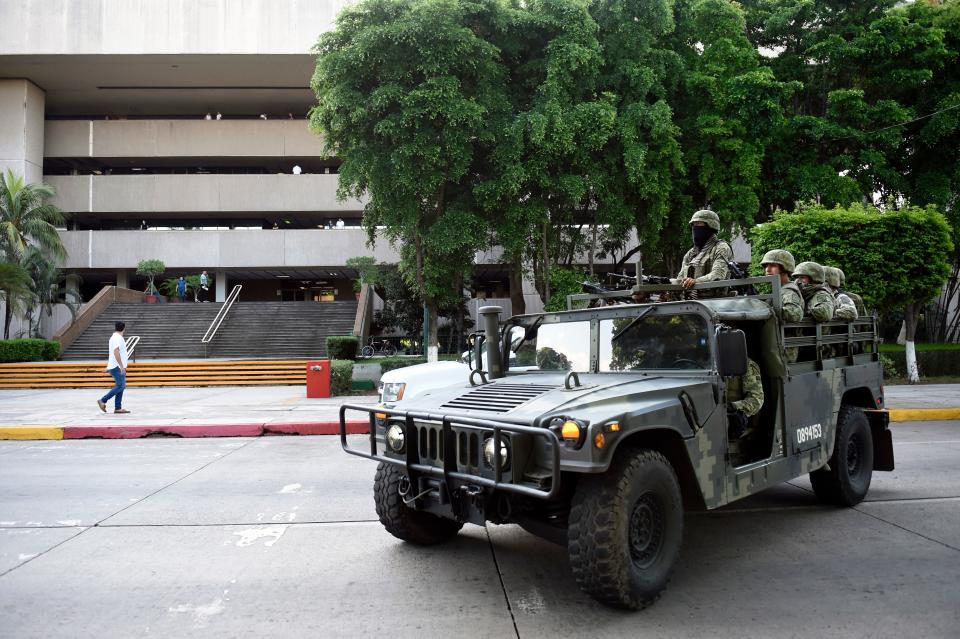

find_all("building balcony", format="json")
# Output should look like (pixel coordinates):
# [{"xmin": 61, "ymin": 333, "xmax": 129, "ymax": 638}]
[
  {"xmin": 45, "ymin": 119, "xmax": 325, "ymax": 159},
  {"xmin": 45, "ymin": 174, "xmax": 363, "ymax": 215},
  {"xmin": 58, "ymin": 229, "xmax": 399, "ymax": 270}
]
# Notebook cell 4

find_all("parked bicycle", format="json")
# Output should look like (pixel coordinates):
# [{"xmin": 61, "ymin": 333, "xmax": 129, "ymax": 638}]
[{"xmin": 361, "ymin": 337, "xmax": 397, "ymax": 358}]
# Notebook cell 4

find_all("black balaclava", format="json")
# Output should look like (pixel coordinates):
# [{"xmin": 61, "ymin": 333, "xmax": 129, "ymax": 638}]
[{"xmin": 692, "ymin": 226, "xmax": 714, "ymax": 249}]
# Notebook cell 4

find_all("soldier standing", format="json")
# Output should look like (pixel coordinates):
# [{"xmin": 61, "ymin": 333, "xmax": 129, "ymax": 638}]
[
  {"xmin": 674, "ymin": 209, "xmax": 733, "ymax": 298},
  {"xmin": 792, "ymin": 262, "xmax": 836, "ymax": 321},
  {"xmin": 824, "ymin": 267, "xmax": 858, "ymax": 320},
  {"xmin": 761, "ymin": 249, "xmax": 804, "ymax": 362}
]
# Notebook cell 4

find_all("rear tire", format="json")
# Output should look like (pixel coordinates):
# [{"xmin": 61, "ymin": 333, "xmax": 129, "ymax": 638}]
[
  {"xmin": 567, "ymin": 449, "xmax": 683, "ymax": 610},
  {"xmin": 373, "ymin": 462, "xmax": 463, "ymax": 545},
  {"xmin": 360, "ymin": 345, "xmax": 375, "ymax": 358},
  {"xmin": 810, "ymin": 405, "xmax": 873, "ymax": 506},
  {"xmin": 383, "ymin": 342, "xmax": 397, "ymax": 357}
]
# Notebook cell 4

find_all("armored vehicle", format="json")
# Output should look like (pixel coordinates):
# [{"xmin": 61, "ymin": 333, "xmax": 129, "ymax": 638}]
[{"xmin": 339, "ymin": 276, "xmax": 893, "ymax": 609}]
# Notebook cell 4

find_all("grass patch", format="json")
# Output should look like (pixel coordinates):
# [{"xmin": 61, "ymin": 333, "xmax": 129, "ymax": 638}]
[{"xmin": 879, "ymin": 343, "xmax": 960, "ymax": 353}]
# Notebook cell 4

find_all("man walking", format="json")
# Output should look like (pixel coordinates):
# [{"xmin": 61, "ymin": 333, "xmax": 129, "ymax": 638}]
[
  {"xmin": 97, "ymin": 321, "xmax": 130, "ymax": 414},
  {"xmin": 199, "ymin": 270, "xmax": 209, "ymax": 302}
]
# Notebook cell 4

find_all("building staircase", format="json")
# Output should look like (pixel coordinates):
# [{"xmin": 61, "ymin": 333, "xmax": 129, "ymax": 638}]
[
  {"xmin": 61, "ymin": 300, "xmax": 357, "ymax": 361},
  {"xmin": 0, "ymin": 360, "xmax": 309, "ymax": 389}
]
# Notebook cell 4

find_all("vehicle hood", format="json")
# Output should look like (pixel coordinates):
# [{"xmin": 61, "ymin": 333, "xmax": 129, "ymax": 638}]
[
  {"xmin": 380, "ymin": 361, "xmax": 471, "ymax": 400},
  {"xmin": 402, "ymin": 373, "xmax": 714, "ymax": 425}
]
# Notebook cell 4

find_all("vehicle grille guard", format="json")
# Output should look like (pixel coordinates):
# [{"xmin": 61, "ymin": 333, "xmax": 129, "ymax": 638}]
[{"xmin": 339, "ymin": 403, "xmax": 562, "ymax": 500}]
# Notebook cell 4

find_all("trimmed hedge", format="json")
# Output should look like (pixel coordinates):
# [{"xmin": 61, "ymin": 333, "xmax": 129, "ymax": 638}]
[
  {"xmin": 326, "ymin": 336, "xmax": 359, "ymax": 360},
  {"xmin": 884, "ymin": 351, "xmax": 960, "ymax": 378},
  {"xmin": 331, "ymin": 359, "xmax": 355, "ymax": 396},
  {"xmin": 378, "ymin": 356, "xmax": 427, "ymax": 374},
  {"xmin": 0, "ymin": 338, "xmax": 60, "ymax": 363}
]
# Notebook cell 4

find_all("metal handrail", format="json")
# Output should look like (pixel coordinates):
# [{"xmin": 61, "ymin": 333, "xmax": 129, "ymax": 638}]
[
  {"xmin": 125, "ymin": 335, "xmax": 140, "ymax": 354},
  {"xmin": 201, "ymin": 284, "xmax": 242, "ymax": 344}
]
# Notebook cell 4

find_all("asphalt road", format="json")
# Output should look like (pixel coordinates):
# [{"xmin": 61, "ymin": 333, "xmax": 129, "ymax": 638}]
[{"xmin": 1, "ymin": 422, "xmax": 958, "ymax": 638}]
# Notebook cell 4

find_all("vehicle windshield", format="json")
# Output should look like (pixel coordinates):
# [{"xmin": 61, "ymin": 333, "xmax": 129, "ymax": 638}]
[
  {"xmin": 512, "ymin": 320, "xmax": 591, "ymax": 372},
  {"xmin": 599, "ymin": 314, "xmax": 710, "ymax": 371}
]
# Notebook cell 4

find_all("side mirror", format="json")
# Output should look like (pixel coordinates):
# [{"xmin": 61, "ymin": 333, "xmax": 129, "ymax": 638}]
[{"xmin": 717, "ymin": 328, "xmax": 748, "ymax": 378}]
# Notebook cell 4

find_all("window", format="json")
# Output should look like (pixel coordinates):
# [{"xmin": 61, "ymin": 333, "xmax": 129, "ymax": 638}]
[
  {"xmin": 599, "ymin": 314, "xmax": 710, "ymax": 371},
  {"xmin": 512, "ymin": 320, "xmax": 591, "ymax": 372}
]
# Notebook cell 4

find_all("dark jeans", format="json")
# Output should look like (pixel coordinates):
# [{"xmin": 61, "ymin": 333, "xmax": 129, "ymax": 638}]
[{"xmin": 101, "ymin": 367, "xmax": 126, "ymax": 409}]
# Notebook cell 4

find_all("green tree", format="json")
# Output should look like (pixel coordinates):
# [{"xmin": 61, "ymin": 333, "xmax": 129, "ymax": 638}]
[
  {"xmin": 750, "ymin": 202, "xmax": 954, "ymax": 382},
  {"xmin": 136, "ymin": 259, "xmax": 165, "ymax": 296},
  {"xmin": 0, "ymin": 261, "xmax": 33, "ymax": 337},
  {"xmin": 310, "ymin": 0, "xmax": 512, "ymax": 361},
  {"xmin": 20, "ymin": 247, "xmax": 81, "ymax": 338},
  {"xmin": 0, "ymin": 170, "xmax": 67, "ymax": 339}
]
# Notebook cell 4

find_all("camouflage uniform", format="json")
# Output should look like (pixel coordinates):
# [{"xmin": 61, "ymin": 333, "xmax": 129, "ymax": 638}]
[
  {"xmin": 793, "ymin": 262, "xmax": 835, "ymax": 321},
  {"xmin": 727, "ymin": 359, "xmax": 764, "ymax": 418},
  {"xmin": 674, "ymin": 210, "xmax": 733, "ymax": 299},
  {"xmin": 824, "ymin": 267, "xmax": 858, "ymax": 320},
  {"xmin": 760, "ymin": 249, "xmax": 803, "ymax": 363},
  {"xmin": 836, "ymin": 269, "xmax": 867, "ymax": 316}
]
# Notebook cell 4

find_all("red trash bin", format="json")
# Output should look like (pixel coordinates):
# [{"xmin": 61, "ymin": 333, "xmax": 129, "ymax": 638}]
[{"xmin": 305, "ymin": 359, "xmax": 331, "ymax": 398}]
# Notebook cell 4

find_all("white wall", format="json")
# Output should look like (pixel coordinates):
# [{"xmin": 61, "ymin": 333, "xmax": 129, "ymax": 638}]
[{"xmin": 0, "ymin": 0, "xmax": 356, "ymax": 55}]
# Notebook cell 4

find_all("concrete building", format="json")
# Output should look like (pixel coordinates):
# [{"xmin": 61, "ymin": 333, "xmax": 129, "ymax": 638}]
[{"xmin": 0, "ymin": 0, "xmax": 676, "ymax": 341}]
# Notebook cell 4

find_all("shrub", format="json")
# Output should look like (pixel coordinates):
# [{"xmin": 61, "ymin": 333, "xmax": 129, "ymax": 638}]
[
  {"xmin": 884, "ymin": 351, "xmax": 960, "ymax": 378},
  {"xmin": 330, "ymin": 359, "xmax": 355, "ymax": 395},
  {"xmin": 879, "ymin": 354, "xmax": 900, "ymax": 379},
  {"xmin": 326, "ymin": 336, "xmax": 359, "ymax": 360},
  {"xmin": 0, "ymin": 338, "xmax": 60, "ymax": 363},
  {"xmin": 379, "ymin": 356, "xmax": 427, "ymax": 374}
]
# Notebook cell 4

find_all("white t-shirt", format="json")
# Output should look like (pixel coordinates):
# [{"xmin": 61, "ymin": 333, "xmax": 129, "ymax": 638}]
[{"xmin": 106, "ymin": 332, "xmax": 128, "ymax": 370}]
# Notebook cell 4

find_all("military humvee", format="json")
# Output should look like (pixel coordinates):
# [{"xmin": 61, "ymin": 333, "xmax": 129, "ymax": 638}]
[{"xmin": 338, "ymin": 275, "xmax": 893, "ymax": 610}]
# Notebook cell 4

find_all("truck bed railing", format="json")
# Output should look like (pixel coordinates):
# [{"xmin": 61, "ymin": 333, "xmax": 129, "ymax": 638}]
[{"xmin": 339, "ymin": 403, "xmax": 562, "ymax": 500}]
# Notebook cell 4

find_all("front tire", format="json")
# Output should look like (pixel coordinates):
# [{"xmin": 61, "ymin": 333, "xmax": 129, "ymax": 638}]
[
  {"xmin": 810, "ymin": 405, "xmax": 874, "ymax": 506},
  {"xmin": 567, "ymin": 449, "xmax": 683, "ymax": 610},
  {"xmin": 373, "ymin": 462, "xmax": 463, "ymax": 545}
]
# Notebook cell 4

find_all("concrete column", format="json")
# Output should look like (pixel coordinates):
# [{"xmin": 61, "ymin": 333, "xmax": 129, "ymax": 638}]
[
  {"xmin": 116, "ymin": 271, "xmax": 129, "ymax": 289},
  {"xmin": 0, "ymin": 80, "xmax": 45, "ymax": 184},
  {"xmin": 216, "ymin": 270, "xmax": 227, "ymax": 302}
]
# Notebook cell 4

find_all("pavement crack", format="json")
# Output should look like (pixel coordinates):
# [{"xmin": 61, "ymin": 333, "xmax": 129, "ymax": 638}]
[
  {"xmin": 485, "ymin": 525, "xmax": 521, "ymax": 639},
  {"xmin": 94, "ymin": 438, "xmax": 257, "ymax": 527},
  {"xmin": 852, "ymin": 505, "xmax": 960, "ymax": 553},
  {"xmin": 0, "ymin": 527, "xmax": 88, "ymax": 579}
]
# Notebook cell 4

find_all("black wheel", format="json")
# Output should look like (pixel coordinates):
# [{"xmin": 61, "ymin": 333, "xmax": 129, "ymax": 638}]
[
  {"xmin": 567, "ymin": 449, "xmax": 683, "ymax": 610},
  {"xmin": 360, "ymin": 345, "xmax": 375, "ymax": 358},
  {"xmin": 382, "ymin": 342, "xmax": 397, "ymax": 357},
  {"xmin": 810, "ymin": 405, "xmax": 874, "ymax": 506},
  {"xmin": 373, "ymin": 462, "xmax": 463, "ymax": 545}
]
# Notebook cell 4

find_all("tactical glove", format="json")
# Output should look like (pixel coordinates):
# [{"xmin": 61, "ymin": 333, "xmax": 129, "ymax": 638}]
[{"xmin": 727, "ymin": 409, "xmax": 749, "ymax": 440}]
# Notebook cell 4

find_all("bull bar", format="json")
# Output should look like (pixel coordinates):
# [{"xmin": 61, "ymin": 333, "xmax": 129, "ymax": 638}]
[{"xmin": 339, "ymin": 403, "xmax": 562, "ymax": 500}]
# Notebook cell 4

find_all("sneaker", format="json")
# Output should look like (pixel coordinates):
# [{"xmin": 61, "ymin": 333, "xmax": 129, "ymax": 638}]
[
  {"xmin": 114, "ymin": 408, "xmax": 131, "ymax": 414},
  {"xmin": 97, "ymin": 400, "xmax": 107, "ymax": 413}
]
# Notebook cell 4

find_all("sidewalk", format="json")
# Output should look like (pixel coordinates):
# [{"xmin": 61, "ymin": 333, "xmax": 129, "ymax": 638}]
[{"xmin": 0, "ymin": 383, "xmax": 957, "ymax": 440}]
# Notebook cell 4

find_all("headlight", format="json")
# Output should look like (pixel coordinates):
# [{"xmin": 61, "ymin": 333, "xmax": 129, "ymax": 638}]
[
  {"xmin": 483, "ymin": 436, "xmax": 510, "ymax": 469},
  {"xmin": 385, "ymin": 423, "xmax": 405, "ymax": 453},
  {"xmin": 381, "ymin": 382, "xmax": 406, "ymax": 403}
]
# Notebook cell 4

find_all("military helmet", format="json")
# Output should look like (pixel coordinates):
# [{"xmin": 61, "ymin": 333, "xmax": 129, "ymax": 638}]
[
  {"xmin": 760, "ymin": 249, "xmax": 796, "ymax": 274},
  {"xmin": 823, "ymin": 266, "xmax": 841, "ymax": 288},
  {"xmin": 688, "ymin": 209, "xmax": 720, "ymax": 231},
  {"xmin": 793, "ymin": 261, "xmax": 825, "ymax": 284}
]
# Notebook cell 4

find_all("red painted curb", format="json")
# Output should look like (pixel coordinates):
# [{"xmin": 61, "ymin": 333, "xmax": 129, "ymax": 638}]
[
  {"xmin": 61, "ymin": 421, "xmax": 370, "ymax": 439},
  {"xmin": 264, "ymin": 421, "xmax": 369, "ymax": 436}
]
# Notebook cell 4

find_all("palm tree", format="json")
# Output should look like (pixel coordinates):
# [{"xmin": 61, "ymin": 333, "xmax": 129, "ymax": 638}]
[
  {"xmin": 0, "ymin": 262, "xmax": 34, "ymax": 337},
  {"xmin": 21, "ymin": 247, "xmax": 81, "ymax": 337},
  {"xmin": 0, "ymin": 170, "xmax": 67, "ymax": 338}
]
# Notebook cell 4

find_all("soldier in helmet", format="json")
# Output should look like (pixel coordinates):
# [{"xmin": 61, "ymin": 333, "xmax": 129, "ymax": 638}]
[
  {"xmin": 761, "ymin": 249, "xmax": 804, "ymax": 362},
  {"xmin": 824, "ymin": 266, "xmax": 858, "ymax": 320},
  {"xmin": 837, "ymin": 268, "xmax": 866, "ymax": 316},
  {"xmin": 792, "ymin": 261, "xmax": 835, "ymax": 322},
  {"xmin": 673, "ymin": 209, "xmax": 734, "ymax": 298}
]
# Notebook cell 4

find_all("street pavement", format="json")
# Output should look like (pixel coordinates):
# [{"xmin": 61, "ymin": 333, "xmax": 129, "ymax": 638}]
[
  {"xmin": 0, "ymin": 383, "xmax": 956, "ymax": 434},
  {"xmin": 1, "ymin": 420, "xmax": 958, "ymax": 638}
]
